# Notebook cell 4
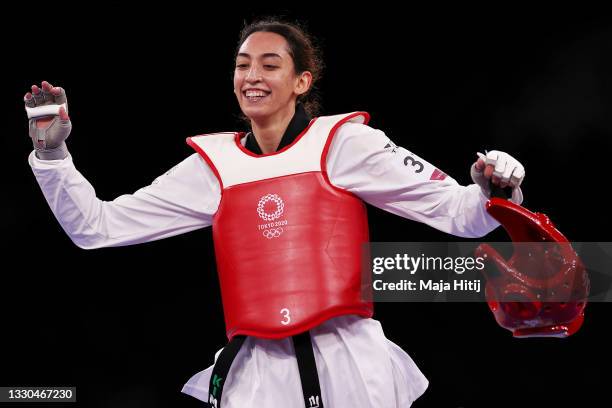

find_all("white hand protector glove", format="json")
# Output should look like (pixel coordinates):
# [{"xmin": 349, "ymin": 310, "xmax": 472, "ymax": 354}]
[
  {"xmin": 24, "ymin": 81, "xmax": 72, "ymax": 160},
  {"xmin": 470, "ymin": 150, "xmax": 525, "ymax": 205}
]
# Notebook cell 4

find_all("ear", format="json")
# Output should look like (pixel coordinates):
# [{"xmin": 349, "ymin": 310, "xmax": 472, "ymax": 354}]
[{"xmin": 294, "ymin": 71, "xmax": 313, "ymax": 97}]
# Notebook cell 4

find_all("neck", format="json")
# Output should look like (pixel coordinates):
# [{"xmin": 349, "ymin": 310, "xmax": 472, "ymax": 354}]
[{"xmin": 250, "ymin": 104, "xmax": 296, "ymax": 154}]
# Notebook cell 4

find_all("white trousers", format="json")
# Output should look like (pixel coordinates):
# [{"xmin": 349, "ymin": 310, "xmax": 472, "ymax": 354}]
[{"xmin": 182, "ymin": 315, "xmax": 428, "ymax": 407}]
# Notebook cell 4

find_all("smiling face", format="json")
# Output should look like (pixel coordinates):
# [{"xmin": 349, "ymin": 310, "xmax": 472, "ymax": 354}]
[{"xmin": 234, "ymin": 31, "xmax": 312, "ymax": 124}]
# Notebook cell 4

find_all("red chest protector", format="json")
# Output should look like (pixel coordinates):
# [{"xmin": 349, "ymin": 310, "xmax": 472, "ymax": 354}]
[{"xmin": 187, "ymin": 112, "xmax": 373, "ymax": 340}]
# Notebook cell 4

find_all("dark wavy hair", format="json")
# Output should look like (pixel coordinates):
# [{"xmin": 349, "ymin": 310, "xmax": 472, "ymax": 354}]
[{"xmin": 236, "ymin": 18, "xmax": 324, "ymax": 117}]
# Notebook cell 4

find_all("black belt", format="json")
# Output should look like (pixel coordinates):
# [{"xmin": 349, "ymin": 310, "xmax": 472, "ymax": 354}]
[{"xmin": 203, "ymin": 332, "xmax": 324, "ymax": 408}]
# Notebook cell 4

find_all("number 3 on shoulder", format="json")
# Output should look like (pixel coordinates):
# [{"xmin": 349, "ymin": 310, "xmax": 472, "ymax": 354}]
[{"xmin": 404, "ymin": 155, "xmax": 424, "ymax": 173}]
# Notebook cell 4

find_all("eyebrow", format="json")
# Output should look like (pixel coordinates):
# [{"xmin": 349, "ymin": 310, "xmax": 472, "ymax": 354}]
[{"xmin": 236, "ymin": 53, "xmax": 282, "ymax": 59}]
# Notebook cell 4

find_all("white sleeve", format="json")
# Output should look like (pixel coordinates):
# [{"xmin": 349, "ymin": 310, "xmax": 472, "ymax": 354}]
[
  {"xmin": 28, "ymin": 151, "xmax": 220, "ymax": 249},
  {"xmin": 326, "ymin": 122, "xmax": 500, "ymax": 238}
]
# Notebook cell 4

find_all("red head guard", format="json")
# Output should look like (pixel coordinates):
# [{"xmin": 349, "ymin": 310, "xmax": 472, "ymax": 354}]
[{"xmin": 475, "ymin": 198, "xmax": 590, "ymax": 338}]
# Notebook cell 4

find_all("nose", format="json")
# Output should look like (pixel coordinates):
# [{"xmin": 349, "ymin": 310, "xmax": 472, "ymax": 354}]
[{"xmin": 245, "ymin": 64, "xmax": 263, "ymax": 83}]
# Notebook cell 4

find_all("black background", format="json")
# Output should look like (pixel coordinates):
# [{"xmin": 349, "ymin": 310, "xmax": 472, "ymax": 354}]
[{"xmin": 3, "ymin": 5, "xmax": 612, "ymax": 408}]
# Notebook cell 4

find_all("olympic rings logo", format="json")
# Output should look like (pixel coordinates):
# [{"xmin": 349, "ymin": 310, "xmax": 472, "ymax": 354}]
[
  {"xmin": 257, "ymin": 194, "xmax": 284, "ymax": 221},
  {"xmin": 263, "ymin": 227, "xmax": 284, "ymax": 239}
]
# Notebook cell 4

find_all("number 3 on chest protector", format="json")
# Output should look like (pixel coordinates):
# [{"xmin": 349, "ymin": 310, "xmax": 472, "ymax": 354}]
[{"xmin": 280, "ymin": 308, "xmax": 291, "ymax": 325}]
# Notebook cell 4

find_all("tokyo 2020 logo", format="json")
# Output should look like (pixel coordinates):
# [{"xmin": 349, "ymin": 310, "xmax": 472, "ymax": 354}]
[
  {"xmin": 257, "ymin": 194, "xmax": 284, "ymax": 221},
  {"xmin": 257, "ymin": 194, "xmax": 286, "ymax": 239}
]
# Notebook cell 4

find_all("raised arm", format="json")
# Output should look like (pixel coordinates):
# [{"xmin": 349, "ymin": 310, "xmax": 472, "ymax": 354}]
[{"xmin": 25, "ymin": 81, "xmax": 220, "ymax": 249}]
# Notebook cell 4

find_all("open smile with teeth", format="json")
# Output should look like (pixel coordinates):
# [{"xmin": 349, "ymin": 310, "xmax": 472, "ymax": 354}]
[{"xmin": 244, "ymin": 90, "xmax": 271, "ymax": 102}]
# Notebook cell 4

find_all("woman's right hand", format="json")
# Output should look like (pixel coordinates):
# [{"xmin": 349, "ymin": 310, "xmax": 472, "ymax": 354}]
[{"xmin": 24, "ymin": 80, "xmax": 72, "ymax": 160}]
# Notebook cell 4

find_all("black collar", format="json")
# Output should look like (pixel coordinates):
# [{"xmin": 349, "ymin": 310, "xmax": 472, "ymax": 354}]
[{"xmin": 245, "ymin": 103, "xmax": 312, "ymax": 154}]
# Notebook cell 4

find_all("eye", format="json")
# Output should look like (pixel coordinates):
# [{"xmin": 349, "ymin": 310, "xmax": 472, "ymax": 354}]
[
  {"xmin": 235, "ymin": 63, "xmax": 248, "ymax": 69},
  {"xmin": 264, "ymin": 65, "xmax": 279, "ymax": 69}
]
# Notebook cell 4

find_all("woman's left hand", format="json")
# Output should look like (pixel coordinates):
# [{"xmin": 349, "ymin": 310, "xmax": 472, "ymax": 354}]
[{"xmin": 471, "ymin": 150, "xmax": 525, "ymax": 204}]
